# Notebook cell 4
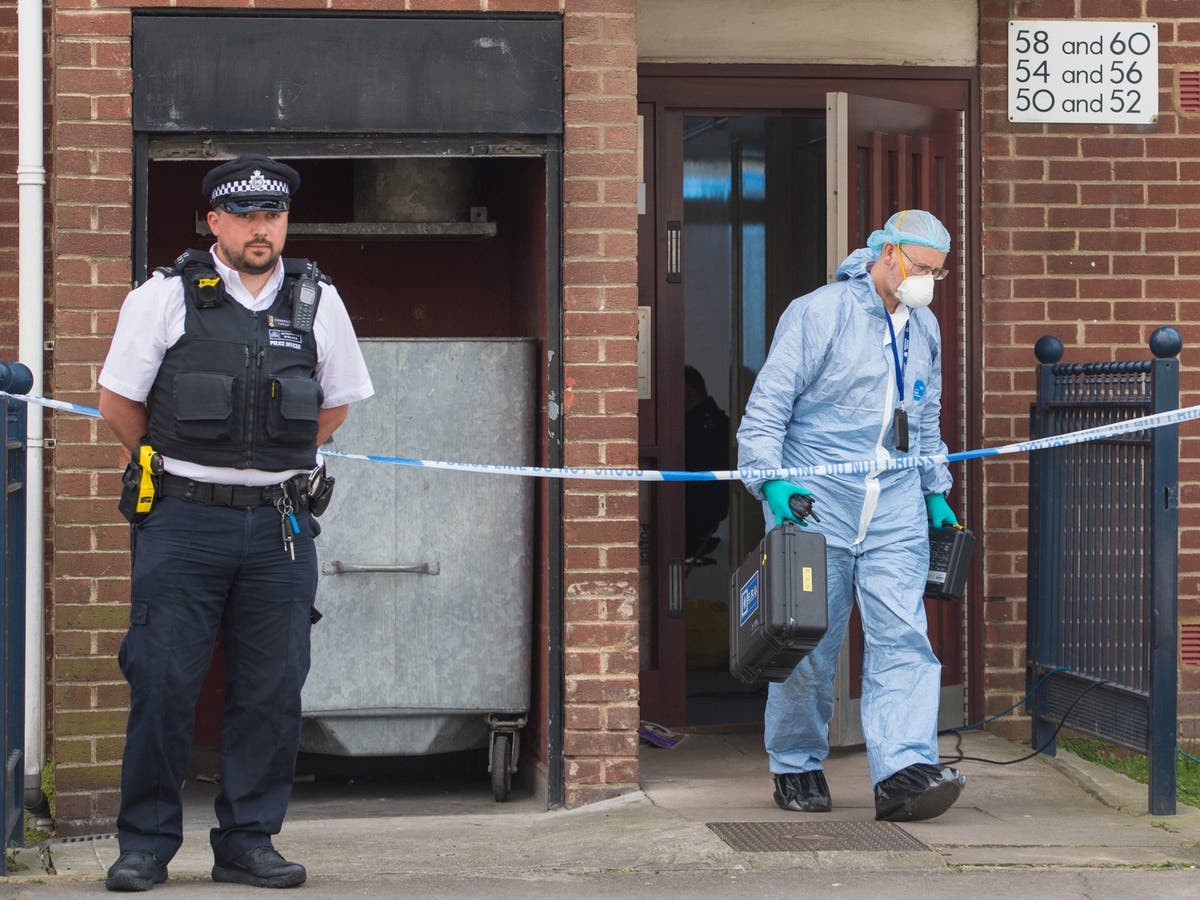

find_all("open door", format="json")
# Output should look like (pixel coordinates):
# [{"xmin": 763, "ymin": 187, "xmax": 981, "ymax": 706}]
[
  {"xmin": 638, "ymin": 109, "xmax": 827, "ymax": 728},
  {"xmin": 825, "ymin": 92, "xmax": 966, "ymax": 744}
]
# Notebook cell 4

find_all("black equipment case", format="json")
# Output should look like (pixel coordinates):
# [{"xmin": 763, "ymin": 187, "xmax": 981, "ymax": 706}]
[
  {"xmin": 729, "ymin": 522, "xmax": 828, "ymax": 684},
  {"xmin": 925, "ymin": 526, "xmax": 975, "ymax": 601}
]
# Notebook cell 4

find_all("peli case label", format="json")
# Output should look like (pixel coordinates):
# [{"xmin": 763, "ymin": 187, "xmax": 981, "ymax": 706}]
[{"xmin": 738, "ymin": 571, "xmax": 760, "ymax": 626}]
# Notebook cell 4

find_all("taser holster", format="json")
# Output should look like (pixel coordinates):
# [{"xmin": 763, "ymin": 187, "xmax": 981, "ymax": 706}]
[{"xmin": 118, "ymin": 443, "xmax": 163, "ymax": 523}]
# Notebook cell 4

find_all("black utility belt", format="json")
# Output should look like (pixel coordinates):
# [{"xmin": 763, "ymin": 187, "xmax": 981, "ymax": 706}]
[{"xmin": 159, "ymin": 472, "xmax": 306, "ymax": 509}]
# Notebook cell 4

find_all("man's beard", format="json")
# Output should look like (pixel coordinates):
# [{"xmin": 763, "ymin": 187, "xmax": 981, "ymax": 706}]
[{"xmin": 221, "ymin": 238, "xmax": 280, "ymax": 276}]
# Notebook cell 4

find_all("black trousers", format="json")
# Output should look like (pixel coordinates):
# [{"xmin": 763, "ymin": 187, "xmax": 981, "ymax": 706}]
[{"xmin": 116, "ymin": 496, "xmax": 317, "ymax": 864}]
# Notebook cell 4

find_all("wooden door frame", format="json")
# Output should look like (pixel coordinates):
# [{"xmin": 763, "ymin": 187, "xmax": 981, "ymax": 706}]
[{"xmin": 636, "ymin": 64, "xmax": 985, "ymax": 725}]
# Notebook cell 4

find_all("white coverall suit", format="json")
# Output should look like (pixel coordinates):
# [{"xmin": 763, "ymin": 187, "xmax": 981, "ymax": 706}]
[{"xmin": 736, "ymin": 246, "xmax": 953, "ymax": 786}]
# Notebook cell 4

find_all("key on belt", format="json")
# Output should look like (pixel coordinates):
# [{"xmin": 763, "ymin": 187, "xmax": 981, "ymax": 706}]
[{"xmin": 277, "ymin": 495, "xmax": 299, "ymax": 560}]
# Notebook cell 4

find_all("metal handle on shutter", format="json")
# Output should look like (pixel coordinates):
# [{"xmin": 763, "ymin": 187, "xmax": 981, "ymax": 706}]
[{"xmin": 322, "ymin": 561, "xmax": 440, "ymax": 576}]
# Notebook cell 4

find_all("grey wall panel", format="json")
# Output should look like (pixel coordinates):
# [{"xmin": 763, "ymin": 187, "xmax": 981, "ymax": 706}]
[{"xmin": 637, "ymin": 0, "xmax": 977, "ymax": 65}]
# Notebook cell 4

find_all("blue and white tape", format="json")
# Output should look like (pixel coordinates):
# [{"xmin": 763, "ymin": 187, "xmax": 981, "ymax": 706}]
[{"xmin": 5, "ymin": 390, "xmax": 1199, "ymax": 484}]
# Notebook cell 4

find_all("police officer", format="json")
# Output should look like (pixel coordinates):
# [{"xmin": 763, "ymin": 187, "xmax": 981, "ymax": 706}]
[{"xmin": 98, "ymin": 154, "xmax": 373, "ymax": 891}]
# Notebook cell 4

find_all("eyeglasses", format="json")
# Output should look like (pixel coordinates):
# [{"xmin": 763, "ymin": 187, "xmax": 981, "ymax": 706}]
[{"xmin": 898, "ymin": 245, "xmax": 950, "ymax": 281}]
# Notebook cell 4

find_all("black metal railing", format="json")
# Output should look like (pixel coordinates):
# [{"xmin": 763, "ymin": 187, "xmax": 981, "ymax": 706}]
[
  {"xmin": 0, "ymin": 361, "xmax": 31, "ymax": 874},
  {"xmin": 1026, "ymin": 328, "xmax": 1180, "ymax": 815}
]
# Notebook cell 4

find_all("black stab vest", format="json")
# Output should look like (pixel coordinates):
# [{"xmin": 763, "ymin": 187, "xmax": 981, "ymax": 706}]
[{"xmin": 147, "ymin": 251, "xmax": 325, "ymax": 470}]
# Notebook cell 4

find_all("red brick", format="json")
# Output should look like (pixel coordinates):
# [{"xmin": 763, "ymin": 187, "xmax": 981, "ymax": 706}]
[
  {"xmin": 561, "ymin": 648, "xmax": 600, "ymax": 676},
  {"xmin": 54, "ymin": 66, "xmax": 133, "ymax": 94},
  {"xmin": 1112, "ymin": 256, "xmax": 1175, "ymax": 276},
  {"xmin": 565, "ymin": 757, "xmax": 603, "ymax": 783},
  {"xmin": 562, "ymin": 728, "xmax": 637, "ymax": 757},
  {"xmin": 1013, "ymin": 136, "xmax": 1080, "ymax": 157},
  {"xmin": 1114, "ymin": 160, "xmax": 1177, "ymax": 181},
  {"xmin": 563, "ymin": 310, "xmax": 636, "ymax": 335},
  {"xmin": 1058, "ymin": 161, "xmax": 1126, "ymax": 185},
  {"xmin": 566, "ymin": 676, "xmax": 637, "ymax": 702},
  {"xmin": 565, "ymin": 705, "xmax": 602, "ymax": 730},
  {"xmin": 53, "ymin": 10, "xmax": 131, "ymax": 37},
  {"xmin": 603, "ymin": 758, "xmax": 638, "ymax": 784},
  {"xmin": 1046, "ymin": 207, "xmax": 1112, "ymax": 228},
  {"xmin": 1011, "ymin": 230, "xmax": 1076, "ymax": 252},
  {"xmin": 1080, "ymin": 183, "xmax": 1144, "ymax": 205},
  {"xmin": 1078, "ymin": 227, "xmax": 1146, "ymax": 252},
  {"xmin": 563, "ymin": 205, "xmax": 635, "ymax": 231},
  {"xmin": 1046, "ymin": 255, "xmax": 1108, "ymax": 277}
]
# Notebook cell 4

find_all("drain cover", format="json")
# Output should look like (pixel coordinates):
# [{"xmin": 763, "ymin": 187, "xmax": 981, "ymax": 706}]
[{"xmin": 707, "ymin": 821, "xmax": 929, "ymax": 852}]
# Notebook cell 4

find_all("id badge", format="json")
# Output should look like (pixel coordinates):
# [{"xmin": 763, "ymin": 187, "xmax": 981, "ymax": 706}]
[{"xmin": 894, "ymin": 407, "xmax": 909, "ymax": 452}]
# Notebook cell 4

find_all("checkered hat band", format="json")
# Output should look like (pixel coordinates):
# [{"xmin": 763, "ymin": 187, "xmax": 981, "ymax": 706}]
[{"xmin": 211, "ymin": 176, "xmax": 290, "ymax": 200}]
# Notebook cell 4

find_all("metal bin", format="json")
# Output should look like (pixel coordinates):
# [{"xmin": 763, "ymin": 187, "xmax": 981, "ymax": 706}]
[{"xmin": 300, "ymin": 338, "xmax": 535, "ymax": 800}]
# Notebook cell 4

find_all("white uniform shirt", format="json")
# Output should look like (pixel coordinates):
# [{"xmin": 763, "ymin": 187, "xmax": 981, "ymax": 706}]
[{"xmin": 99, "ymin": 247, "xmax": 374, "ymax": 486}]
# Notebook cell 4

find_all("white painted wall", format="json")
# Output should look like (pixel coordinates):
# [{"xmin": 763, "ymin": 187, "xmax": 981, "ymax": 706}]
[{"xmin": 638, "ymin": 0, "xmax": 978, "ymax": 66}]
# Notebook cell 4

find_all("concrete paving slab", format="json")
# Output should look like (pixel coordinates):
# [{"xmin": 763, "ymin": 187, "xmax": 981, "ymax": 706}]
[{"xmin": 639, "ymin": 729, "xmax": 1200, "ymax": 867}]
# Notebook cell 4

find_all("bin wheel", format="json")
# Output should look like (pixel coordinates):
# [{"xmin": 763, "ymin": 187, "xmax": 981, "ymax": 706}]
[{"xmin": 491, "ymin": 732, "xmax": 512, "ymax": 802}]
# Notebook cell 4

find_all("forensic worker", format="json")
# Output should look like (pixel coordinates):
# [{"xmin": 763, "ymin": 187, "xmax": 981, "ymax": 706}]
[
  {"xmin": 736, "ymin": 209, "xmax": 965, "ymax": 822},
  {"xmin": 98, "ymin": 154, "xmax": 374, "ymax": 891}
]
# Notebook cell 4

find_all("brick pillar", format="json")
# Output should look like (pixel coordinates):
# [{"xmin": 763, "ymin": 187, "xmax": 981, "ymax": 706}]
[
  {"xmin": 560, "ymin": 0, "xmax": 641, "ymax": 806},
  {"xmin": 979, "ymin": 0, "xmax": 1200, "ymax": 743},
  {"xmin": 50, "ymin": 2, "xmax": 134, "ymax": 833}
]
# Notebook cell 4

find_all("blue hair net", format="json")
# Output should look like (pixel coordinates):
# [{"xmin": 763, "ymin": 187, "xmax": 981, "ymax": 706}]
[{"xmin": 866, "ymin": 209, "xmax": 951, "ymax": 254}]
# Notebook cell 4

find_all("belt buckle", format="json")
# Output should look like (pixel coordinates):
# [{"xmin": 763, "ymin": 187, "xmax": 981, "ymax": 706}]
[{"xmin": 211, "ymin": 483, "xmax": 234, "ymax": 506}]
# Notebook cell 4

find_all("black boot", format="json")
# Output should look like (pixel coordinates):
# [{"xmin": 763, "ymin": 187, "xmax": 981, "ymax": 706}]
[
  {"xmin": 773, "ymin": 770, "xmax": 832, "ymax": 812},
  {"xmin": 874, "ymin": 763, "xmax": 965, "ymax": 822},
  {"xmin": 105, "ymin": 850, "xmax": 167, "ymax": 892},
  {"xmin": 212, "ymin": 846, "xmax": 307, "ymax": 889}
]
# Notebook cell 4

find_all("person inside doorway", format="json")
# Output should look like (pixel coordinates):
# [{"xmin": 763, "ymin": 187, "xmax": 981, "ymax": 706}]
[
  {"xmin": 736, "ymin": 209, "xmax": 964, "ymax": 822},
  {"xmin": 683, "ymin": 364, "xmax": 731, "ymax": 563},
  {"xmin": 98, "ymin": 154, "xmax": 374, "ymax": 891}
]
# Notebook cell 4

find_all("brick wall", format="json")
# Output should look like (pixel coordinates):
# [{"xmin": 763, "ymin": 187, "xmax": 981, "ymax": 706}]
[
  {"xmin": 980, "ymin": 0, "xmax": 1200, "ymax": 745},
  {"xmin": 48, "ymin": 0, "xmax": 639, "ymax": 830}
]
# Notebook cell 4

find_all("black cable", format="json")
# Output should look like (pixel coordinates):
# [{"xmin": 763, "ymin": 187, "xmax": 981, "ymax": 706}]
[
  {"xmin": 939, "ymin": 673, "xmax": 1111, "ymax": 767},
  {"xmin": 938, "ymin": 665, "xmax": 1069, "ymax": 737}
]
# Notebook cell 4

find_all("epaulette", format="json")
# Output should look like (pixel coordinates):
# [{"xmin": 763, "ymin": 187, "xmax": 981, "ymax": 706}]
[
  {"xmin": 156, "ymin": 249, "xmax": 214, "ymax": 279},
  {"xmin": 282, "ymin": 258, "xmax": 330, "ymax": 284}
]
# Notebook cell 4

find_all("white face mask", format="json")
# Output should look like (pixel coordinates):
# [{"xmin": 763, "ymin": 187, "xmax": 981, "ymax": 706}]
[{"xmin": 894, "ymin": 274, "xmax": 935, "ymax": 308}]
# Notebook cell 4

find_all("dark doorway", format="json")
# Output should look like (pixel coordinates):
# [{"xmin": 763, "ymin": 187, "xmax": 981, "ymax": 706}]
[{"xmin": 678, "ymin": 114, "xmax": 825, "ymax": 726}]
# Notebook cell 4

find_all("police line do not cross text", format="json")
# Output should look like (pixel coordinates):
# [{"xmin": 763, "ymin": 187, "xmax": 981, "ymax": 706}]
[{"xmin": 1008, "ymin": 20, "xmax": 1158, "ymax": 125}]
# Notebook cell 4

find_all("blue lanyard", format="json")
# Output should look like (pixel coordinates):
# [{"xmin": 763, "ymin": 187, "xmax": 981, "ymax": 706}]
[{"xmin": 884, "ymin": 313, "xmax": 910, "ymax": 403}]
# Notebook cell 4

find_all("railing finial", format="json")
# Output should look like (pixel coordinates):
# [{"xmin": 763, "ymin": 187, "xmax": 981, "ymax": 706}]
[
  {"xmin": 1149, "ymin": 326, "xmax": 1182, "ymax": 360},
  {"xmin": 1034, "ymin": 335, "xmax": 1064, "ymax": 364}
]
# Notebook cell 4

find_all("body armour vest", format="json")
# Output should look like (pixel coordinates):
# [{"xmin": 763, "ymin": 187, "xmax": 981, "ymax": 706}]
[{"xmin": 147, "ymin": 251, "xmax": 325, "ymax": 470}]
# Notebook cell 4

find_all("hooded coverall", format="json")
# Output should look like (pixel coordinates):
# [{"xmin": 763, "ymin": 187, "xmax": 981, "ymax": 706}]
[{"xmin": 736, "ymin": 246, "xmax": 953, "ymax": 787}]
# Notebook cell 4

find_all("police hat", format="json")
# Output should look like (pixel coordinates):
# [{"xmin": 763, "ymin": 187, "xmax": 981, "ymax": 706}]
[{"xmin": 202, "ymin": 154, "xmax": 300, "ymax": 213}]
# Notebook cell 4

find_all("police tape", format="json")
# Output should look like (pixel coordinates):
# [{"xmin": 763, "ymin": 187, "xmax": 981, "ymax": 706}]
[
  {"xmin": 7, "ymin": 388, "xmax": 1190, "ymax": 482},
  {"xmin": 9, "ymin": 389, "xmax": 1197, "ymax": 484}
]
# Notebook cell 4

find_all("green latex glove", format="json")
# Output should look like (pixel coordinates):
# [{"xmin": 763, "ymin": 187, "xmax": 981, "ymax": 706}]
[
  {"xmin": 926, "ymin": 493, "xmax": 959, "ymax": 528},
  {"xmin": 762, "ymin": 479, "xmax": 813, "ymax": 527}
]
